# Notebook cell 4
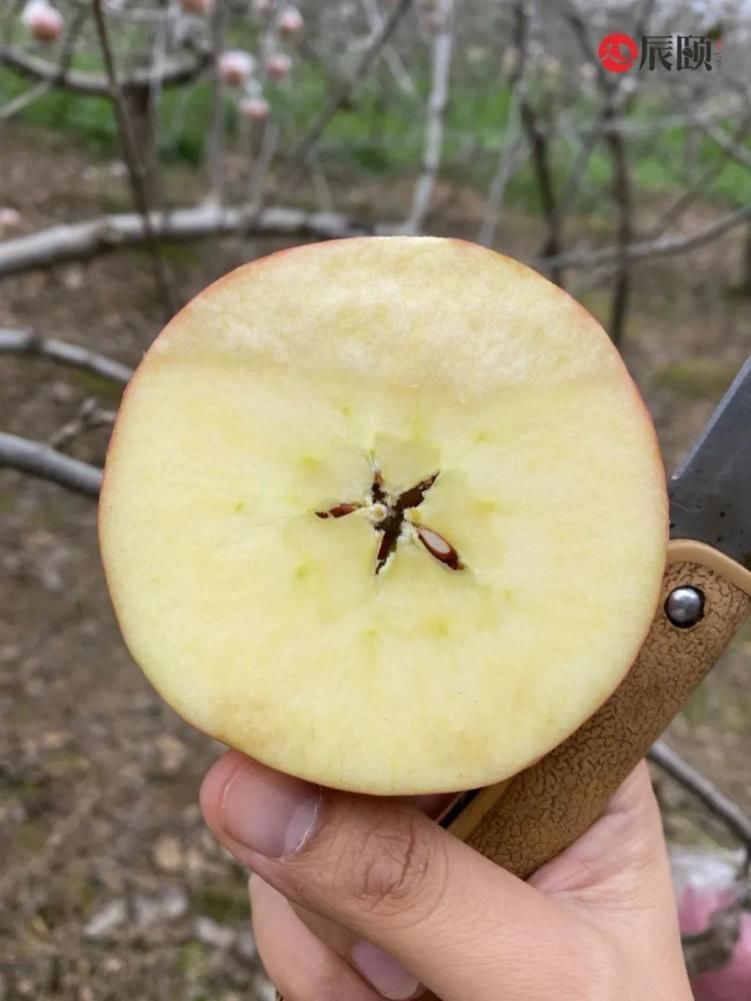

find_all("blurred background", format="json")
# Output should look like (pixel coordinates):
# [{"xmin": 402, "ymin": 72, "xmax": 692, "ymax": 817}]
[{"xmin": 1, "ymin": 0, "xmax": 750, "ymax": 998}]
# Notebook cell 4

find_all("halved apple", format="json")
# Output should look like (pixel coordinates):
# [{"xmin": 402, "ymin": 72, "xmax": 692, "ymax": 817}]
[{"xmin": 99, "ymin": 237, "xmax": 667, "ymax": 795}]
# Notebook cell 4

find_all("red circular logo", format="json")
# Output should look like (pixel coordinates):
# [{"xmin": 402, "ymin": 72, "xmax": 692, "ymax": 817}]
[{"xmin": 598, "ymin": 32, "xmax": 638, "ymax": 73}]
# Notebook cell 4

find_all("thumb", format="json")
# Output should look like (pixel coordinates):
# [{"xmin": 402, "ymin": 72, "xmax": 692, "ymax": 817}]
[{"xmin": 200, "ymin": 751, "xmax": 587, "ymax": 1001}]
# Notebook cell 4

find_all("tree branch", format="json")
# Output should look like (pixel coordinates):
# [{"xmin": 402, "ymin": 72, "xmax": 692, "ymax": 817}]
[
  {"xmin": 402, "ymin": 0, "xmax": 454, "ymax": 234},
  {"xmin": 0, "ymin": 41, "xmax": 210, "ymax": 96},
  {"xmin": 515, "ymin": 0, "xmax": 562, "ymax": 287},
  {"xmin": 0, "ymin": 432, "xmax": 102, "ymax": 498},
  {"xmin": 0, "ymin": 328, "xmax": 133, "ymax": 383},
  {"xmin": 204, "ymin": 0, "xmax": 229, "ymax": 204},
  {"xmin": 91, "ymin": 0, "xmax": 175, "ymax": 318},
  {"xmin": 478, "ymin": 0, "xmax": 531, "ymax": 247},
  {"xmin": 565, "ymin": 6, "xmax": 634, "ymax": 345},
  {"xmin": 0, "ymin": 203, "xmax": 376, "ymax": 278},
  {"xmin": 49, "ymin": 397, "xmax": 116, "ymax": 451},
  {"xmin": 649, "ymin": 739, "xmax": 751, "ymax": 851},
  {"xmin": 540, "ymin": 202, "xmax": 751, "ymax": 272},
  {"xmin": 279, "ymin": 0, "xmax": 414, "ymax": 192},
  {"xmin": 702, "ymin": 119, "xmax": 751, "ymax": 170}
]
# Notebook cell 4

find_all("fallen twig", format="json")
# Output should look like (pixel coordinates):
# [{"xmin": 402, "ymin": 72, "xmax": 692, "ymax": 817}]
[
  {"xmin": 649, "ymin": 739, "xmax": 751, "ymax": 852},
  {"xmin": 0, "ymin": 328, "xmax": 133, "ymax": 383},
  {"xmin": 0, "ymin": 432, "xmax": 103, "ymax": 498},
  {"xmin": 0, "ymin": 203, "xmax": 377, "ymax": 277}
]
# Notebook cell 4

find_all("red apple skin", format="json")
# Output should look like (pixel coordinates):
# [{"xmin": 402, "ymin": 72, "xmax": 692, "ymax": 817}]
[
  {"xmin": 680, "ymin": 885, "xmax": 751, "ymax": 1000},
  {"xmin": 99, "ymin": 238, "xmax": 668, "ymax": 794}
]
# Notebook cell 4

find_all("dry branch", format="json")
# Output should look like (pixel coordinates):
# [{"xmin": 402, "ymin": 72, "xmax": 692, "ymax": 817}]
[
  {"xmin": 703, "ymin": 120, "xmax": 751, "ymax": 170},
  {"xmin": 0, "ymin": 328, "xmax": 133, "ymax": 383},
  {"xmin": 92, "ymin": 0, "xmax": 174, "ymax": 317},
  {"xmin": 402, "ymin": 0, "xmax": 454, "ymax": 234},
  {"xmin": 361, "ymin": 0, "xmax": 416, "ymax": 97},
  {"xmin": 0, "ymin": 432, "xmax": 103, "ymax": 498},
  {"xmin": 280, "ymin": 0, "xmax": 414, "ymax": 191},
  {"xmin": 541, "ymin": 202, "xmax": 751, "ymax": 272},
  {"xmin": 49, "ymin": 398, "xmax": 116, "ymax": 451},
  {"xmin": 0, "ymin": 41, "xmax": 210, "ymax": 96},
  {"xmin": 0, "ymin": 203, "xmax": 376, "ymax": 277},
  {"xmin": 649, "ymin": 739, "xmax": 751, "ymax": 851},
  {"xmin": 515, "ymin": 0, "xmax": 561, "ymax": 286},
  {"xmin": 1, "ymin": 3, "xmax": 87, "ymax": 120},
  {"xmin": 478, "ymin": 0, "xmax": 531, "ymax": 247},
  {"xmin": 205, "ymin": 0, "xmax": 229, "ymax": 204},
  {"xmin": 565, "ymin": 7, "xmax": 634, "ymax": 345}
]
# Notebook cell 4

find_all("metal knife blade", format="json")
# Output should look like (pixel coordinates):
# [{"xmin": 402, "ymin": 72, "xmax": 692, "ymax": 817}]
[{"xmin": 669, "ymin": 355, "xmax": 751, "ymax": 569}]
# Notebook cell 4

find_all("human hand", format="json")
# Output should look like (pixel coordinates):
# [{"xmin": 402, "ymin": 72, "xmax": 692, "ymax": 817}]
[{"xmin": 200, "ymin": 753, "xmax": 692, "ymax": 1000}]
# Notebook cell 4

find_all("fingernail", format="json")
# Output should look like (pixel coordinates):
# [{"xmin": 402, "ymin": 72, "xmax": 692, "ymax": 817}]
[
  {"xmin": 221, "ymin": 762, "xmax": 321, "ymax": 859},
  {"xmin": 352, "ymin": 940, "xmax": 422, "ymax": 1000}
]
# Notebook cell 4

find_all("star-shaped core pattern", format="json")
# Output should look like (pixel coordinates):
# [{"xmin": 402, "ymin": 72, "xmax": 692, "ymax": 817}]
[{"xmin": 316, "ymin": 468, "xmax": 464, "ymax": 575}]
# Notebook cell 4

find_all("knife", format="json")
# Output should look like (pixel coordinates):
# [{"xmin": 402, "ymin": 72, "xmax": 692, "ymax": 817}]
[{"xmin": 437, "ymin": 354, "xmax": 751, "ymax": 878}]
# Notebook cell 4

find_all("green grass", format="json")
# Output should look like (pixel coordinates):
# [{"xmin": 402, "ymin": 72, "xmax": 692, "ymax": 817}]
[
  {"xmin": 189, "ymin": 883, "xmax": 249, "ymax": 923},
  {"xmin": 654, "ymin": 357, "xmax": 740, "ymax": 399},
  {"xmin": 4, "ymin": 52, "xmax": 751, "ymax": 211}
]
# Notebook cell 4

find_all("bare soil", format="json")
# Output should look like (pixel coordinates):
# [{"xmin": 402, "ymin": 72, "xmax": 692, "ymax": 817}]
[{"xmin": 1, "ymin": 125, "xmax": 750, "ymax": 999}]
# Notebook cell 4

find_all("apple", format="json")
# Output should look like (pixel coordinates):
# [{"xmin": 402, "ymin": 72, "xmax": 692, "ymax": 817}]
[
  {"xmin": 21, "ymin": 0, "xmax": 63, "ymax": 42},
  {"xmin": 99, "ymin": 237, "xmax": 667, "ymax": 795},
  {"xmin": 679, "ymin": 885, "xmax": 751, "ymax": 1000},
  {"xmin": 239, "ymin": 96, "xmax": 270, "ymax": 121},
  {"xmin": 217, "ymin": 50, "xmax": 255, "ymax": 88},
  {"xmin": 265, "ymin": 53, "xmax": 292, "ymax": 80},
  {"xmin": 279, "ymin": 5, "xmax": 303, "ymax": 35}
]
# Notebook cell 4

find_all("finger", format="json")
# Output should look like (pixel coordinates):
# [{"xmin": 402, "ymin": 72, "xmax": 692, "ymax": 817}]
[
  {"xmin": 201, "ymin": 751, "xmax": 577, "ymax": 1001},
  {"xmin": 279, "ymin": 791, "xmax": 454, "ymax": 997},
  {"xmin": 249, "ymin": 875, "xmax": 387, "ymax": 1001},
  {"xmin": 285, "ymin": 898, "xmax": 426, "ymax": 1000}
]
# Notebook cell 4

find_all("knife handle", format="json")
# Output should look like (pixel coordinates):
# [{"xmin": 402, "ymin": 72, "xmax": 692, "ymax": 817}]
[{"xmin": 443, "ymin": 539, "xmax": 751, "ymax": 879}]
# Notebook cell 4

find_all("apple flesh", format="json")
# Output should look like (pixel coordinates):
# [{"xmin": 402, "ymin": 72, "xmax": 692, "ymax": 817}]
[{"xmin": 99, "ymin": 237, "xmax": 667, "ymax": 795}]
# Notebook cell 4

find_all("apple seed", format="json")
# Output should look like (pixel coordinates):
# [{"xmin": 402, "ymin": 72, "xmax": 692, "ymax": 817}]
[{"xmin": 316, "ymin": 467, "xmax": 464, "ymax": 575}]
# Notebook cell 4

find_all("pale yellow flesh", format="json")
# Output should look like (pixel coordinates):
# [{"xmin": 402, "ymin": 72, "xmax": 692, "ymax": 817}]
[{"xmin": 99, "ymin": 237, "xmax": 667, "ymax": 794}]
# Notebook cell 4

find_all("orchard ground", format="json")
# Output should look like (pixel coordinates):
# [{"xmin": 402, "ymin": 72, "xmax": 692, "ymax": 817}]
[{"xmin": 1, "ymin": 125, "xmax": 751, "ymax": 1000}]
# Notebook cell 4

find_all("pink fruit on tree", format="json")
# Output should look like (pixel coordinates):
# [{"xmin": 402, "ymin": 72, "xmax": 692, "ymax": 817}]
[
  {"xmin": 265, "ymin": 53, "xmax": 292, "ymax": 80},
  {"xmin": 279, "ymin": 6, "xmax": 303, "ymax": 35},
  {"xmin": 218, "ymin": 50, "xmax": 255, "ymax": 87},
  {"xmin": 21, "ymin": 0, "xmax": 63, "ymax": 42},
  {"xmin": 0, "ymin": 207, "xmax": 22, "ymax": 230},
  {"xmin": 179, "ymin": 0, "xmax": 213, "ymax": 14},
  {"xmin": 239, "ymin": 96, "xmax": 270, "ymax": 122},
  {"xmin": 679, "ymin": 884, "xmax": 751, "ymax": 1001}
]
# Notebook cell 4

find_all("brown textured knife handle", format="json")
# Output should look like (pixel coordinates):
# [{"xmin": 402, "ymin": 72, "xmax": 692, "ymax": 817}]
[{"xmin": 277, "ymin": 542, "xmax": 751, "ymax": 1001}]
